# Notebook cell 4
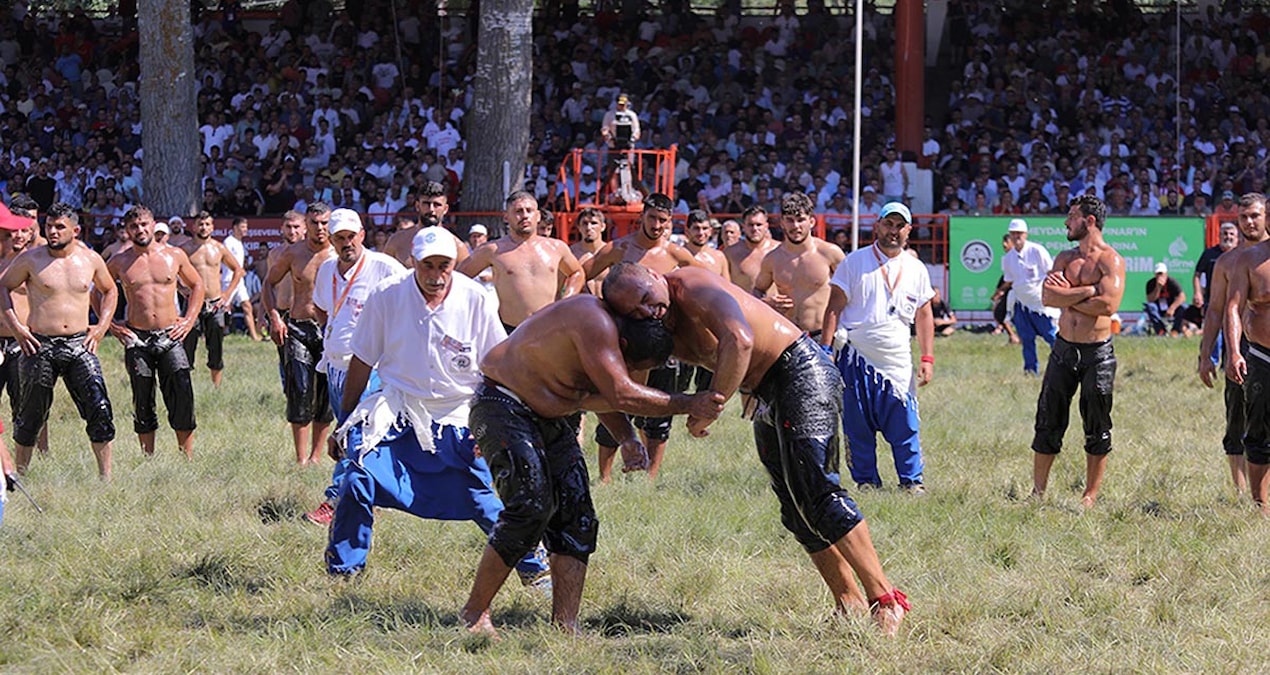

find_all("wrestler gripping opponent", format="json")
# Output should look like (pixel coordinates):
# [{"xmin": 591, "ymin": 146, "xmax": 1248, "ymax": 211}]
[
  {"xmin": 108, "ymin": 207, "xmax": 205, "ymax": 458},
  {"xmin": 180, "ymin": 211, "xmax": 245, "ymax": 388},
  {"xmin": 0, "ymin": 203, "xmax": 117, "ymax": 479},
  {"xmin": 459, "ymin": 294, "xmax": 725, "ymax": 638},
  {"xmin": 262, "ymin": 202, "xmax": 335, "ymax": 465},
  {"xmin": 601, "ymin": 262, "xmax": 909, "ymax": 636}
]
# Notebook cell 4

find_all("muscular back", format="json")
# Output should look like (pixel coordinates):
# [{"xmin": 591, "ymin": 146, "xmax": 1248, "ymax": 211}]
[
  {"xmin": 664, "ymin": 267, "xmax": 803, "ymax": 392},
  {"xmin": 724, "ymin": 239, "xmax": 780, "ymax": 291},
  {"xmin": 481, "ymin": 295, "xmax": 620, "ymax": 418}
]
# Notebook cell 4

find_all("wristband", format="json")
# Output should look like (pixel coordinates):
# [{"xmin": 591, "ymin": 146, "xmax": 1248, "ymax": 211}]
[
  {"xmin": 820, "ymin": 343, "xmax": 833, "ymax": 354},
  {"xmin": 920, "ymin": 355, "xmax": 935, "ymax": 364}
]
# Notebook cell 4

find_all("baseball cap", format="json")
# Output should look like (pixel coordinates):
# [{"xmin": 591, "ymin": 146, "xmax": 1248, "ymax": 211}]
[
  {"xmin": 1222, "ymin": 190, "xmax": 1235, "ymax": 200},
  {"xmin": 1154, "ymin": 262, "xmax": 1168, "ymax": 274},
  {"xmin": 412, "ymin": 226, "xmax": 457, "ymax": 261},
  {"xmin": 879, "ymin": 202, "xmax": 912, "ymax": 224},
  {"xmin": 154, "ymin": 221, "xmax": 171, "ymax": 235},
  {"xmin": 168, "ymin": 215, "xmax": 185, "ymax": 227},
  {"xmin": 617, "ymin": 93, "xmax": 629, "ymax": 104},
  {"xmin": 0, "ymin": 201, "xmax": 35, "ymax": 231},
  {"xmin": 1007, "ymin": 218, "xmax": 1028, "ymax": 233},
  {"xmin": 329, "ymin": 208, "xmax": 363, "ymax": 235},
  {"xmin": 469, "ymin": 224, "xmax": 488, "ymax": 236}
]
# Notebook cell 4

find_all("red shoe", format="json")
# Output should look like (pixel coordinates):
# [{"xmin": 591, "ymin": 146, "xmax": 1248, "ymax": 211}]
[
  {"xmin": 304, "ymin": 501, "xmax": 334, "ymax": 526},
  {"xmin": 870, "ymin": 589, "xmax": 909, "ymax": 637}
]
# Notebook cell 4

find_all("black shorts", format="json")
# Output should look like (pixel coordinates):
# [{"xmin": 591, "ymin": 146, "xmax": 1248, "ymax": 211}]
[
  {"xmin": 752, "ymin": 335, "xmax": 863, "ymax": 553},
  {"xmin": 125, "ymin": 327, "xmax": 196, "ymax": 434},
  {"xmin": 1032, "ymin": 336, "xmax": 1116, "ymax": 456},
  {"xmin": 183, "ymin": 299, "xmax": 227, "ymax": 371},
  {"xmin": 0, "ymin": 336, "xmax": 23, "ymax": 419},
  {"xmin": 1243, "ymin": 342, "xmax": 1270, "ymax": 465},
  {"xmin": 470, "ymin": 380, "xmax": 597, "ymax": 565},
  {"xmin": 283, "ymin": 318, "xmax": 332, "ymax": 425},
  {"xmin": 632, "ymin": 361, "xmax": 686, "ymax": 442},
  {"xmin": 15, "ymin": 332, "xmax": 114, "ymax": 446}
]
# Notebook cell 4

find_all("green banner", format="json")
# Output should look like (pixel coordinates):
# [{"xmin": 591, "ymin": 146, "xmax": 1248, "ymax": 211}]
[{"xmin": 948, "ymin": 216, "xmax": 1207, "ymax": 313}]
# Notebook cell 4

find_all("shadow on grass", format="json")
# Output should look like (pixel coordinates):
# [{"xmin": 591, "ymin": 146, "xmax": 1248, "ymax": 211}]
[
  {"xmin": 585, "ymin": 598, "xmax": 692, "ymax": 637},
  {"xmin": 256, "ymin": 493, "xmax": 305, "ymax": 524},
  {"xmin": 177, "ymin": 552, "xmax": 271, "ymax": 595}
]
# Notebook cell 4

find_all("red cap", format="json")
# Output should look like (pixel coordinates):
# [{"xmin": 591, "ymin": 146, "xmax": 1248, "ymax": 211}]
[{"xmin": 0, "ymin": 201, "xmax": 35, "ymax": 232}]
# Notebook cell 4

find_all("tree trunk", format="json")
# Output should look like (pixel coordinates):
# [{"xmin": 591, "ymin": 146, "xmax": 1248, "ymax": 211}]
[
  {"xmin": 459, "ymin": 0, "xmax": 533, "ymax": 237},
  {"xmin": 137, "ymin": 0, "xmax": 199, "ymax": 219}
]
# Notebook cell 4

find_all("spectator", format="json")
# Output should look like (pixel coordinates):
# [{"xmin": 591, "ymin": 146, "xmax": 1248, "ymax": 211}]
[{"xmin": 1144, "ymin": 263, "xmax": 1190, "ymax": 336}]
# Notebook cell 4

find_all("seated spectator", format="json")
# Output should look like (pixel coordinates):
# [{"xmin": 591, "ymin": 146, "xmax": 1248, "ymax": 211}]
[
  {"xmin": 930, "ymin": 287, "xmax": 957, "ymax": 337},
  {"xmin": 1143, "ymin": 263, "xmax": 1190, "ymax": 336}
]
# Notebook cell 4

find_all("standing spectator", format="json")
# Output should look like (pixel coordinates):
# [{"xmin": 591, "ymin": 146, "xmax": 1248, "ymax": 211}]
[
  {"xmin": 24, "ymin": 161, "xmax": 56, "ymax": 212},
  {"xmin": 997, "ymin": 219, "xmax": 1058, "ymax": 374},
  {"xmin": 222, "ymin": 218, "xmax": 261, "ymax": 340},
  {"xmin": 821, "ymin": 203, "xmax": 934, "ymax": 493},
  {"xmin": 878, "ymin": 148, "xmax": 909, "ymax": 203}
]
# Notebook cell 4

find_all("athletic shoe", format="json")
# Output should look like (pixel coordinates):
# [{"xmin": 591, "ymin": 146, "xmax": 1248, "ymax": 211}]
[
  {"xmin": 902, "ymin": 483, "xmax": 927, "ymax": 496},
  {"xmin": 855, "ymin": 482, "xmax": 882, "ymax": 492},
  {"xmin": 304, "ymin": 501, "xmax": 335, "ymax": 526},
  {"xmin": 870, "ymin": 588, "xmax": 909, "ymax": 637}
]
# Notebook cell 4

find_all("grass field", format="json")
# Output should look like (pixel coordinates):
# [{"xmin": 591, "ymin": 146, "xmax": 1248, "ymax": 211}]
[{"xmin": 1, "ymin": 332, "xmax": 1267, "ymax": 673}]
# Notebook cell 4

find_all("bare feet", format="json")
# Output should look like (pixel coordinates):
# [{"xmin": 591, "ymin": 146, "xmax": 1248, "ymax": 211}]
[
  {"xmin": 462, "ymin": 610, "xmax": 500, "ymax": 640},
  {"xmin": 870, "ymin": 589, "xmax": 909, "ymax": 637}
]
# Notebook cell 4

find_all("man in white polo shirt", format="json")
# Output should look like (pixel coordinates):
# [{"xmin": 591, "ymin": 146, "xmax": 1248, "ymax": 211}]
[
  {"xmin": 302, "ymin": 208, "xmax": 405, "ymax": 526},
  {"xmin": 998, "ymin": 218, "xmax": 1058, "ymax": 375},
  {"xmin": 821, "ymin": 202, "xmax": 935, "ymax": 493},
  {"xmin": 324, "ymin": 226, "xmax": 551, "ymax": 588}
]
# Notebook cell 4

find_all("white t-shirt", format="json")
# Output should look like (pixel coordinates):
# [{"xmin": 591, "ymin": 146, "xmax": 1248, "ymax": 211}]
[
  {"xmin": 1002, "ymin": 240, "xmax": 1058, "ymax": 315},
  {"xmin": 879, "ymin": 160, "xmax": 907, "ymax": 197},
  {"xmin": 222, "ymin": 235, "xmax": 248, "ymax": 303},
  {"xmin": 313, "ymin": 249, "xmax": 406, "ymax": 371},
  {"xmin": 351, "ymin": 270, "xmax": 506, "ymax": 426},
  {"xmin": 830, "ymin": 244, "xmax": 934, "ymax": 389}
]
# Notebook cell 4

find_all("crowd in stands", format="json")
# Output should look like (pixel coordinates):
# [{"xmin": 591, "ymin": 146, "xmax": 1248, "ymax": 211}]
[{"xmin": 0, "ymin": 0, "xmax": 1266, "ymax": 252}]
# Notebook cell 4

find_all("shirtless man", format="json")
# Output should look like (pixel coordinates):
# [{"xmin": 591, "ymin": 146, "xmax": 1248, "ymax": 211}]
[
  {"xmin": 262, "ymin": 202, "xmax": 336, "ymax": 465},
  {"xmin": 724, "ymin": 206, "xmax": 779, "ymax": 292},
  {"xmin": 180, "ymin": 211, "xmax": 245, "ymax": 387},
  {"xmin": 1198, "ymin": 194, "xmax": 1268, "ymax": 497},
  {"xmin": 583, "ymin": 193, "xmax": 698, "ymax": 481},
  {"xmin": 266, "ymin": 211, "xmax": 306, "ymax": 382},
  {"xmin": 0, "ymin": 200, "xmax": 48, "ymax": 454},
  {"xmin": 165, "ymin": 216, "xmax": 193, "ymax": 249},
  {"xmin": 459, "ymin": 294, "xmax": 725, "ymax": 638},
  {"xmin": 682, "ymin": 209, "xmax": 729, "ymax": 278},
  {"xmin": 382, "ymin": 181, "xmax": 468, "ymax": 268},
  {"xmin": 1224, "ymin": 196, "xmax": 1270, "ymax": 514},
  {"xmin": 102, "ymin": 223, "xmax": 131, "ymax": 261},
  {"xmin": 107, "ymin": 207, "xmax": 205, "ymax": 458},
  {"xmin": 0, "ymin": 203, "xmax": 117, "ymax": 479},
  {"xmin": 568, "ymin": 207, "xmax": 607, "ymax": 296},
  {"xmin": 1032, "ymin": 195, "xmax": 1126, "ymax": 507},
  {"xmin": 459, "ymin": 190, "xmax": 584, "ymax": 331},
  {"xmin": 754, "ymin": 192, "xmax": 844, "ymax": 336},
  {"xmin": 601, "ymin": 262, "xmax": 910, "ymax": 636}
]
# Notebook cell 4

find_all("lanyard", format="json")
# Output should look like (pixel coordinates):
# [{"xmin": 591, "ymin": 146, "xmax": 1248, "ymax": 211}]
[
  {"xmin": 330, "ymin": 253, "xmax": 367, "ymax": 321},
  {"xmin": 871, "ymin": 243, "xmax": 903, "ymax": 304}
]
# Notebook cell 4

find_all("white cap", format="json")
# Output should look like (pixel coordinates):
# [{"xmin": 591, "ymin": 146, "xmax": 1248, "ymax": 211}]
[
  {"xmin": 879, "ymin": 202, "xmax": 912, "ymax": 224},
  {"xmin": 154, "ymin": 222, "xmax": 170, "ymax": 235},
  {"xmin": 469, "ymin": 224, "xmax": 488, "ymax": 236},
  {"xmin": 168, "ymin": 216, "xmax": 185, "ymax": 226},
  {"xmin": 1007, "ymin": 218, "xmax": 1028, "ymax": 233},
  {"xmin": 412, "ymin": 226, "xmax": 458, "ymax": 261},
  {"xmin": 1154, "ymin": 262, "xmax": 1168, "ymax": 274},
  {"xmin": 329, "ymin": 208, "xmax": 363, "ymax": 235}
]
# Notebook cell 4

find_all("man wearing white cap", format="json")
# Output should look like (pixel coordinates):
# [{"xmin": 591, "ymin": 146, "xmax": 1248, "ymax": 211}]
[
  {"xmin": 301, "ymin": 208, "xmax": 405, "ymax": 526},
  {"xmin": 998, "ymin": 218, "xmax": 1059, "ymax": 374},
  {"xmin": 325, "ymin": 226, "xmax": 551, "ymax": 590},
  {"xmin": 165, "ymin": 216, "xmax": 191, "ymax": 248},
  {"xmin": 821, "ymin": 202, "xmax": 935, "ymax": 493},
  {"xmin": 1144, "ymin": 261, "xmax": 1188, "ymax": 335}
]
